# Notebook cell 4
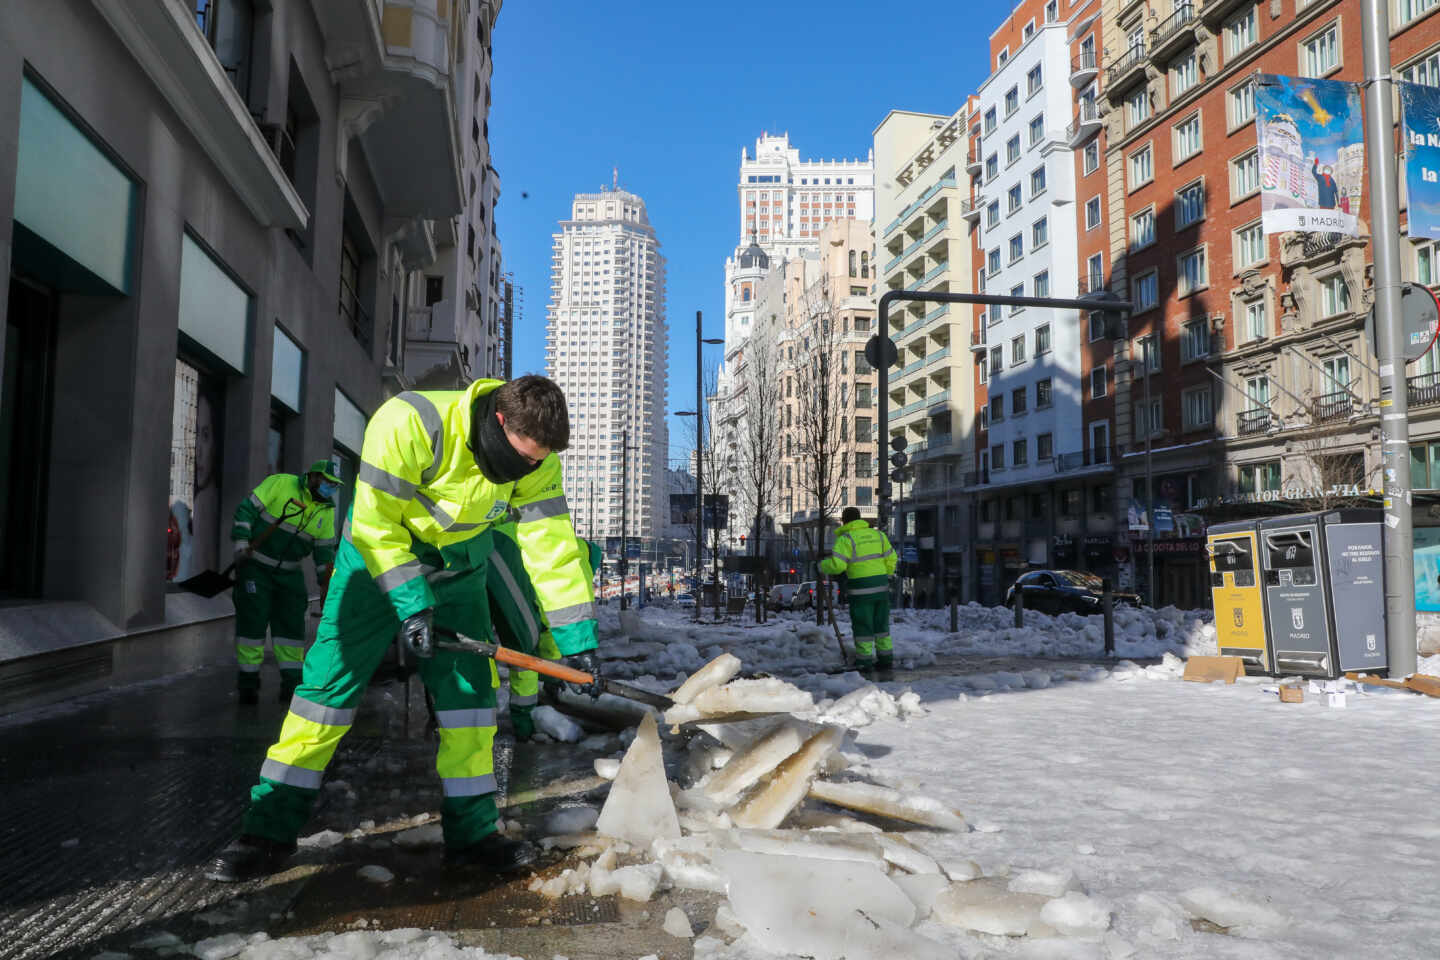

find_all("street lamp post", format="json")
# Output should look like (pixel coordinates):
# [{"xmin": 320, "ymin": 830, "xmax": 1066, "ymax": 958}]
[{"xmin": 675, "ymin": 311, "xmax": 724, "ymax": 622}]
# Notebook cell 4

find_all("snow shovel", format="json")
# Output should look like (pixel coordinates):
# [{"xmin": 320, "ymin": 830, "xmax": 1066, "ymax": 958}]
[
  {"xmin": 434, "ymin": 630, "xmax": 675, "ymax": 711},
  {"xmin": 175, "ymin": 498, "xmax": 306, "ymax": 598},
  {"xmin": 820, "ymin": 576, "xmax": 850, "ymax": 666}
]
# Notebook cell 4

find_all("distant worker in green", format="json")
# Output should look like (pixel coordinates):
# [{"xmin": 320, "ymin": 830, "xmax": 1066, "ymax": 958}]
[
  {"xmin": 231, "ymin": 460, "xmax": 340, "ymax": 703},
  {"xmin": 818, "ymin": 506, "xmax": 897, "ymax": 674}
]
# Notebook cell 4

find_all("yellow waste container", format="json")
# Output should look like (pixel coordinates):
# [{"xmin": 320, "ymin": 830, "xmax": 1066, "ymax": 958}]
[{"xmin": 1206, "ymin": 520, "xmax": 1272, "ymax": 675}]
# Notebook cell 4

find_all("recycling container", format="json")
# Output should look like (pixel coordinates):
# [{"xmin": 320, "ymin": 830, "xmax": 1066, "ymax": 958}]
[{"xmin": 1206, "ymin": 519, "xmax": 1272, "ymax": 675}]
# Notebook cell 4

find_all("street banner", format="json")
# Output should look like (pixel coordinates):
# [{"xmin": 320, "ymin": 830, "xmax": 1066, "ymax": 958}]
[
  {"xmin": 670, "ymin": 493, "xmax": 696, "ymax": 526},
  {"xmin": 1401, "ymin": 80, "xmax": 1440, "ymax": 239},
  {"xmin": 1254, "ymin": 74, "xmax": 1364, "ymax": 235}
]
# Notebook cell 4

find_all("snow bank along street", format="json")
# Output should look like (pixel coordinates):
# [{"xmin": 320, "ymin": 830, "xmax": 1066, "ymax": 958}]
[{"xmin": 55, "ymin": 601, "xmax": 1435, "ymax": 960}]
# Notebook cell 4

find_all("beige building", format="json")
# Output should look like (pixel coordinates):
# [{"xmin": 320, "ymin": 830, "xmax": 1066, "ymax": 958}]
[{"xmin": 872, "ymin": 104, "xmax": 981, "ymax": 601}]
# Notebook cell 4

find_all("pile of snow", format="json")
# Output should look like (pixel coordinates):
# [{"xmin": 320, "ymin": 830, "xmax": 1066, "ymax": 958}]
[{"xmin": 174, "ymin": 929, "xmax": 527, "ymax": 960}]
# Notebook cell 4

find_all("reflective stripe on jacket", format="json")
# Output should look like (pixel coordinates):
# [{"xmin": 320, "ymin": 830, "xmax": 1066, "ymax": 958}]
[
  {"xmin": 348, "ymin": 379, "xmax": 598, "ymax": 654},
  {"xmin": 817, "ymin": 519, "xmax": 896, "ymax": 593},
  {"xmin": 232, "ymin": 473, "xmax": 337, "ymax": 568}
]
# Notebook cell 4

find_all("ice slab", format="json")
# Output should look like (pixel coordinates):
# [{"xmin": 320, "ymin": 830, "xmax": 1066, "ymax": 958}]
[
  {"xmin": 357, "ymin": 864, "xmax": 394, "ymax": 883},
  {"xmin": 671, "ymin": 653, "xmax": 743, "ymax": 704},
  {"xmin": 1040, "ymin": 891, "xmax": 1113, "ymax": 937},
  {"xmin": 731, "ymin": 726, "xmax": 843, "ymax": 829},
  {"xmin": 589, "ymin": 861, "xmax": 663, "ymax": 902},
  {"xmin": 703, "ymin": 720, "xmax": 808, "ymax": 805},
  {"xmin": 933, "ymin": 878, "xmax": 1056, "ymax": 937},
  {"xmin": 822, "ymin": 685, "xmax": 899, "ymax": 728},
  {"xmin": 878, "ymin": 834, "xmax": 941, "ymax": 874},
  {"xmin": 665, "ymin": 678, "xmax": 814, "ymax": 725},
  {"xmin": 544, "ymin": 805, "xmax": 599, "ymax": 835},
  {"xmin": 297, "ymin": 829, "xmax": 344, "ymax": 849},
  {"xmin": 553, "ymin": 689, "xmax": 656, "ymax": 730},
  {"xmin": 786, "ymin": 809, "xmax": 883, "ymax": 833},
  {"xmin": 595, "ymin": 712, "xmax": 681, "ymax": 844},
  {"xmin": 809, "ymin": 779, "xmax": 968, "ymax": 831},
  {"xmin": 1010, "ymin": 868, "xmax": 1081, "ymax": 898},
  {"xmin": 192, "ymin": 934, "xmax": 247, "ymax": 960},
  {"xmin": 532, "ymin": 705, "xmax": 584, "ymax": 742},
  {"xmin": 663, "ymin": 906, "xmax": 695, "ymax": 938},
  {"xmin": 940, "ymin": 859, "xmax": 983, "ymax": 881},
  {"xmin": 594, "ymin": 757, "xmax": 620, "ymax": 780},
  {"xmin": 717, "ymin": 851, "xmax": 951, "ymax": 960},
  {"xmin": 894, "ymin": 873, "xmax": 951, "ymax": 919},
  {"xmin": 726, "ymin": 827, "xmax": 885, "ymax": 867},
  {"xmin": 1178, "ymin": 886, "xmax": 1289, "ymax": 936}
]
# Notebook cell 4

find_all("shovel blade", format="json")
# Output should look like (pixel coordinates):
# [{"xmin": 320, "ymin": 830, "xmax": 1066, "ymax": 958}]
[{"xmin": 174, "ymin": 569, "xmax": 235, "ymax": 598}]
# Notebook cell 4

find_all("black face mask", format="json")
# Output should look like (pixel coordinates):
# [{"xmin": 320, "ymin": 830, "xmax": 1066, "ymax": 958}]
[{"xmin": 471, "ymin": 393, "xmax": 541, "ymax": 484}]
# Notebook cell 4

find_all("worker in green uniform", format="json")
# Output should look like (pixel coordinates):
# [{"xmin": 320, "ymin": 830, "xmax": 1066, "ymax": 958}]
[
  {"xmin": 818, "ymin": 506, "xmax": 898, "ymax": 674},
  {"xmin": 207, "ymin": 375, "xmax": 599, "ymax": 882},
  {"xmin": 231, "ymin": 460, "xmax": 340, "ymax": 704},
  {"xmin": 487, "ymin": 525, "xmax": 602, "ymax": 740}
]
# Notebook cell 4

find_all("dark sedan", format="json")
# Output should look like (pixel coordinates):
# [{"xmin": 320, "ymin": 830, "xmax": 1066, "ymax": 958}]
[{"xmin": 1004, "ymin": 570, "xmax": 1140, "ymax": 615}]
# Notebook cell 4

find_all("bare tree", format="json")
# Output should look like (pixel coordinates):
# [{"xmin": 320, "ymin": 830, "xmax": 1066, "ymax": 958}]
[
  {"xmin": 793, "ymin": 278, "xmax": 854, "ymax": 624},
  {"xmin": 737, "ymin": 338, "xmax": 782, "ymax": 620},
  {"xmin": 1286, "ymin": 431, "xmax": 1381, "ymax": 510}
]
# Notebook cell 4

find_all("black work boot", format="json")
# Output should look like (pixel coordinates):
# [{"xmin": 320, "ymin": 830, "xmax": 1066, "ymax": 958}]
[
  {"xmin": 237, "ymin": 685, "xmax": 259, "ymax": 705},
  {"xmin": 278, "ymin": 675, "xmax": 300, "ymax": 704},
  {"xmin": 204, "ymin": 835, "xmax": 298, "ymax": 882},
  {"xmin": 443, "ymin": 832, "xmax": 538, "ymax": 874}
]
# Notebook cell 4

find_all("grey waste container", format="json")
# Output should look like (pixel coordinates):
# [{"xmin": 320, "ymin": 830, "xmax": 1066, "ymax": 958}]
[{"xmin": 1257, "ymin": 509, "xmax": 1387, "ymax": 678}]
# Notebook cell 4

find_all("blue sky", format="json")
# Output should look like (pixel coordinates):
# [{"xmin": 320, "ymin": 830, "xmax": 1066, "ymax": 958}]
[{"xmin": 490, "ymin": 0, "xmax": 1016, "ymax": 463}]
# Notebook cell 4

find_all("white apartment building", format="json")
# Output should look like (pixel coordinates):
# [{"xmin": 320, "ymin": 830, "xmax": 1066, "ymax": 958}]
[
  {"xmin": 545, "ymin": 187, "xmax": 669, "ymax": 542},
  {"xmin": 972, "ymin": 18, "xmax": 1082, "ymax": 502}
]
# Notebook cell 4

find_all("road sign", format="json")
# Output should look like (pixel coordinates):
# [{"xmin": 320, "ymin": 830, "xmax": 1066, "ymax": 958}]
[
  {"xmin": 902, "ymin": 546, "xmax": 919, "ymax": 563},
  {"xmin": 865, "ymin": 335, "xmax": 898, "ymax": 370},
  {"xmin": 1366, "ymin": 281, "xmax": 1440, "ymax": 363}
]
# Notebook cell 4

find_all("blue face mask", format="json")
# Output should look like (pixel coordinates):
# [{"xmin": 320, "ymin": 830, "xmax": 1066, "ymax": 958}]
[{"xmin": 317, "ymin": 481, "xmax": 339, "ymax": 499}]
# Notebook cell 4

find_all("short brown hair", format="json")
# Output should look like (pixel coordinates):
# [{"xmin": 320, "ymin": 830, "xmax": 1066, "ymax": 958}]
[{"xmin": 495, "ymin": 375, "xmax": 570, "ymax": 451}]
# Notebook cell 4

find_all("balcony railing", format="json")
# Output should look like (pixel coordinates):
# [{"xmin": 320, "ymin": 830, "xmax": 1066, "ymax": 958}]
[
  {"xmin": 1149, "ymin": 3, "xmax": 1197, "ymax": 57},
  {"xmin": 966, "ymin": 145, "xmax": 984, "ymax": 173},
  {"xmin": 959, "ymin": 198, "xmax": 983, "ymax": 222},
  {"xmin": 882, "ymin": 174, "xmax": 958, "ymax": 238},
  {"xmin": 925, "ymin": 345, "xmax": 951, "ymax": 367},
  {"xmin": 1410, "ymin": 373, "xmax": 1440, "ymax": 408},
  {"xmin": 1067, "ymin": 100, "xmax": 1103, "ymax": 147},
  {"xmin": 970, "ymin": 329, "xmax": 987, "ymax": 351},
  {"xmin": 1054, "ymin": 447, "xmax": 1115, "ymax": 472},
  {"xmin": 1237, "ymin": 408, "xmax": 1273, "ymax": 436},
  {"xmin": 1078, "ymin": 275, "xmax": 1107, "ymax": 297},
  {"xmin": 1070, "ymin": 50, "xmax": 1099, "ymax": 87},
  {"xmin": 1105, "ymin": 44, "xmax": 1147, "ymax": 90},
  {"xmin": 926, "ymin": 304, "xmax": 949, "ymax": 323},
  {"xmin": 1311, "ymin": 391, "xmax": 1353, "ymax": 423}
]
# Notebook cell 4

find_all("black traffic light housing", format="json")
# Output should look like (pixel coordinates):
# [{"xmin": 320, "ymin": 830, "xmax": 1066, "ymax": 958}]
[{"xmin": 889, "ymin": 435, "xmax": 908, "ymax": 484}]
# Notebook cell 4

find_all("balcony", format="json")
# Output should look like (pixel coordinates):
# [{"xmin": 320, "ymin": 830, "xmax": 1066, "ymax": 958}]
[
  {"xmin": 1311, "ymin": 391, "xmax": 1354, "ymax": 424},
  {"xmin": 1200, "ymin": 0, "xmax": 1253, "ymax": 28},
  {"xmin": 970, "ymin": 329, "xmax": 988, "ymax": 352},
  {"xmin": 960, "ymin": 198, "xmax": 983, "ymax": 223},
  {"xmin": 963, "ymin": 469, "xmax": 991, "ymax": 486},
  {"xmin": 966, "ymin": 146, "xmax": 984, "ymax": 175},
  {"xmin": 1053, "ymin": 447, "xmax": 1114, "ymax": 472},
  {"xmin": 914, "ymin": 262, "xmax": 950, "ymax": 288},
  {"xmin": 1237, "ymin": 408, "xmax": 1274, "ymax": 436},
  {"xmin": 1411, "ymin": 373, "xmax": 1440, "ymax": 408},
  {"xmin": 924, "ymin": 346, "xmax": 952, "ymax": 367},
  {"xmin": 882, "ymin": 174, "xmax": 958, "ymax": 238},
  {"xmin": 1066, "ymin": 100, "xmax": 1103, "ymax": 147},
  {"xmin": 1104, "ymin": 44, "xmax": 1148, "ymax": 101},
  {"xmin": 1149, "ymin": 3, "xmax": 1198, "ymax": 62},
  {"xmin": 1077, "ymin": 275, "xmax": 1108, "ymax": 297},
  {"xmin": 926, "ymin": 389, "xmax": 952, "ymax": 412},
  {"xmin": 1070, "ymin": 50, "xmax": 1099, "ymax": 88}
]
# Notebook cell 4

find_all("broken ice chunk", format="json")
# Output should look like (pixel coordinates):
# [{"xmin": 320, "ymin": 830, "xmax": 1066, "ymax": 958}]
[
  {"xmin": 544, "ymin": 805, "xmax": 600, "ymax": 835},
  {"xmin": 357, "ymin": 864, "xmax": 394, "ymax": 883},
  {"xmin": 877, "ymin": 834, "xmax": 940, "ymax": 874},
  {"xmin": 595, "ymin": 713, "xmax": 681, "ymax": 844},
  {"xmin": 821, "ymin": 685, "xmax": 899, "ymax": 728},
  {"xmin": 297, "ymin": 829, "xmax": 345, "ymax": 848},
  {"xmin": 594, "ymin": 758, "xmax": 620, "ymax": 780},
  {"xmin": 1040, "ymin": 891, "xmax": 1113, "ymax": 937},
  {"xmin": 728, "ymin": 827, "xmax": 886, "ymax": 867},
  {"xmin": 532, "ymin": 706, "xmax": 584, "ymax": 742},
  {"xmin": 703, "ymin": 720, "xmax": 808, "ymax": 805},
  {"xmin": 1178, "ymin": 886, "xmax": 1289, "ymax": 936},
  {"xmin": 670, "ymin": 653, "xmax": 743, "ymax": 704},
  {"xmin": 808, "ymin": 779, "xmax": 968, "ymax": 831},
  {"xmin": 665, "ymin": 678, "xmax": 814, "ymax": 724},
  {"xmin": 940, "ymin": 859, "xmax": 982, "ymax": 882},
  {"xmin": 589, "ymin": 862, "xmax": 663, "ymax": 902},
  {"xmin": 192, "ymin": 934, "xmax": 248, "ymax": 960},
  {"xmin": 663, "ymin": 907, "xmax": 695, "ymax": 938},
  {"xmin": 932, "ymin": 877, "xmax": 1055, "ymax": 937},
  {"xmin": 730, "ymin": 726, "xmax": 843, "ymax": 830},
  {"xmin": 893, "ymin": 873, "xmax": 951, "ymax": 920},
  {"xmin": 1009, "ymin": 868, "xmax": 1081, "ymax": 898}
]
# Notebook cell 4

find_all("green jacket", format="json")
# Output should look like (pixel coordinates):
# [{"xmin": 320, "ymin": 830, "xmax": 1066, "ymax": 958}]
[
  {"xmin": 232, "ymin": 473, "xmax": 337, "ymax": 572},
  {"xmin": 818, "ymin": 519, "xmax": 896, "ymax": 597}
]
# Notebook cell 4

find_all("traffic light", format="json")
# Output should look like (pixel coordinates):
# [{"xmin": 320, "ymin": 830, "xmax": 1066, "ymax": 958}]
[{"xmin": 889, "ymin": 435, "xmax": 908, "ymax": 484}]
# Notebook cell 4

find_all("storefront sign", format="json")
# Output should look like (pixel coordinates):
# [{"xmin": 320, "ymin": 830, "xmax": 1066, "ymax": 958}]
[
  {"xmin": 1130, "ymin": 537, "xmax": 1205, "ymax": 554},
  {"xmin": 1053, "ymin": 535, "xmax": 1076, "ymax": 566},
  {"xmin": 1193, "ymin": 484, "xmax": 1367, "ymax": 508}
]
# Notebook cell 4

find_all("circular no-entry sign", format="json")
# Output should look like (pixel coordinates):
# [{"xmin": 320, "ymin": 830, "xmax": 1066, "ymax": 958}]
[{"xmin": 1366, "ymin": 282, "xmax": 1440, "ymax": 363}]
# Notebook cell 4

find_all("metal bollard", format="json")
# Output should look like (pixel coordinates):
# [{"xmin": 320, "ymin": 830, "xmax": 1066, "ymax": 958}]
[
  {"xmin": 1102, "ymin": 577, "xmax": 1115, "ymax": 657},
  {"xmin": 949, "ymin": 589, "xmax": 958, "ymax": 634},
  {"xmin": 1013, "ymin": 583, "xmax": 1024, "ymax": 628}
]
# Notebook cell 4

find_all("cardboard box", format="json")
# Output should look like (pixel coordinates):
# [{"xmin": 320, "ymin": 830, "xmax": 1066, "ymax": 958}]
[
  {"xmin": 1278, "ymin": 684, "xmax": 1304, "ymax": 703},
  {"xmin": 1182, "ymin": 655, "xmax": 1246, "ymax": 684}
]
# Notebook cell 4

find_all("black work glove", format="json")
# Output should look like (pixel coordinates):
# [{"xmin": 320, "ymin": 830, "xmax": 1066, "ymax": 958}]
[
  {"xmin": 541, "ymin": 674, "xmax": 566, "ymax": 701},
  {"xmin": 398, "ymin": 609, "xmax": 435, "ymax": 659},
  {"xmin": 564, "ymin": 651, "xmax": 603, "ymax": 699}
]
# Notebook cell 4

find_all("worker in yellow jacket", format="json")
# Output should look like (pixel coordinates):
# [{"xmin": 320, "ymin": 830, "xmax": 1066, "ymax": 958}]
[
  {"xmin": 207, "ymin": 376, "xmax": 598, "ymax": 882},
  {"xmin": 819, "ymin": 507, "xmax": 898, "ymax": 673}
]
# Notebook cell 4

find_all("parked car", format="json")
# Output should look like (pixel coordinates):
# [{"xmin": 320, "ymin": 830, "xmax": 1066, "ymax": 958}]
[
  {"xmin": 791, "ymin": 581, "xmax": 840, "ymax": 610},
  {"xmin": 675, "ymin": 592, "xmax": 696, "ymax": 609},
  {"xmin": 769, "ymin": 583, "xmax": 800, "ymax": 609},
  {"xmin": 1004, "ymin": 570, "xmax": 1139, "ymax": 615}
]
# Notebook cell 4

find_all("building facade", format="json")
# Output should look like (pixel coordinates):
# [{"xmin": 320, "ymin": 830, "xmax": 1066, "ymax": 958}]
[
  {"xmin": 545, "ymin": 187, "xmax": 669, "ymax": 542},
  {"xmin": 0, "ymin": 0, "xmax": 496, "ymax": 708}
]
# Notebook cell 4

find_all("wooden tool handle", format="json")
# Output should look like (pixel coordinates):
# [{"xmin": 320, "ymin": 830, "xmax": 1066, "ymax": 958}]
[{"xmin": 491, "ymin": 646, "xmax": 593, "ymax": 683}]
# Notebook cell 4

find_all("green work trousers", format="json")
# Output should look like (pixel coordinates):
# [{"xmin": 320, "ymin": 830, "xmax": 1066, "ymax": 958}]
[
  {"xmin": 848, "ymin": 592, "xmax": 892, "ymax": 664},
  {"xmin": 233, "ymin": 561, "xmax": 308, "ymax": 689},
  {"xmin": 487, "ymin": 530, "xmax": 560, "ymax": 733},
  {"xmin": 241, "ymin": 535, "xmax": 501, "ymax": 850}
]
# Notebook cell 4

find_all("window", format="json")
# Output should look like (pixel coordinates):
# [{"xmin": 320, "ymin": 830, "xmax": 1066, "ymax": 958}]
[
  {"xmin": 1398, "ymin": 0, "xmax": 1440, "ymax": 25},
  {"xmin": 1089, "ymin": 311, "xmax": 1106, "ymax": 342},
  {"xmin": 1301, "ymin": 21, "xmax": 1345, "ymax": 79},
  {"xmin": 1171, "ymin": 51, "xmax": 1198, "ymax": 97},
  {"xmin": 1007, "ymin": 135, "xmax": 1022, "ymax": 165},
  {"xmin": 1030, "ymin": 165, "xmax": 1047, "ymax": 197},
  {"xmin": 1008, "ymin": 184, "xmax": 1023, "ymax": 213},
  {"xmin": 1176, "ymin": 181, "xmax": 1205, "ymax": 228},
  {"xmin": 1012, "ymin": 386, "xmax": 1029, "ymax": 414},
  {"xmin": 986, "ymin": 154, "xmax": 1000, "ymax": 182},
  {"xmin": 1127, "ymin": 87, "xmax": 1151, "ymax": 128},
  {"xmin": 1228, "ymin": 80, "xmax": 1256, "ymax": 129},
  {"xmin": 1034, "ymin": 271, "xmax": 1050, "ymax": 299},
  {"xmin": 1321, "ymin": 273, "xmax": 1352, "ymax": 316},
  {"xmin": 1183, "ymin": 386, "xmax": 1213, "ymax": 430},
  {"xmin": 1401, "ymin": 50, "xmax": 1440, "ymax": 86},
  {"xmin": 1032, "ymin": 216, "xmax": 1049, "ymax": 248},
  {"xmin": 1029, "ymin": 114, "xmax": 1045, "ymax": 146},
  {"xmin": 990, "ymin": 393, "xmax": 1005, "ymax": 421},
  {"xmin": 1087, "ymin": 253, "xmax": 1104, "ymax": 291},
  {"xmin": 1005, "ymin": 86, "xmax": 1020, "ymax": 116},
  {"xmin": 980, "ymin": 403, "xmax": 990, "ymax": 427},
  {"xmin": 1236, "ymin": 222, "xmax": 1265, "ymax": 267},
  {"xmin": 1135, "ymin": 333, "xmax": 1160, "ymax": 373},
  {"xmin": 1025, "ymin": 20, "xmax": 1036, "ymax": 40},
  {"xmin": 1135, "ymin": 397, "xmax": 1163, "ymax": 439},
  {"xmin": 1038, "ymin": 433, "xmax": 1054, "ymax": 461},
  {"xmin": 1242, "ymin": 299, "xmax": 1268, "ymax": 342},
  {"xmin": 987, "ymin": 200, "xmax": 1001, "ymax": 227},
  {"xmin": 1085, "ymin": 196, "xmax": 1102, "ymax": 229},
  {"xmin": 1013, "ymin": 439, "xmax": 1029, "ymax": 466},
  {"xmin": 984, "ymin": 107, "xmax": 998, "ymax": 134},
  {"xmin": 1130, "ymin": 208, "xmax": 1156, "ymax": 251},
  {"xmin": 1009, "ymin": 234, "xmax": 1024, "ymax": 263},
  {"xmin": 1027, "ymin": 65, "xmax": 1043, "ymax": 96},
  {"xmin": 990, "ymin": 345, "xmax": 1003, "ymax": 376},
  {"xmin": 988, "ymin": 248, "xmax": 1002, "ymax": 276},
  {"xmin": 1012, "ymin": 334, "xmax": 1027, "ymax": 364},
  {"xmin": 992, "ymin": 444, "xmax": 1005, "ymax": 470},
  {"xmin": 1231, "ymin": 150, "xmax": 1260, "ymax": 200},
  {"xmin": 1245, "ymin": 374, "xmax": 1270, "ymax": 410},
  {"xmin": 1240, "ymin": 461, "xmax": 1282, "ymax": 494},
  {"xmin": 1083, "ymin": 140, "xmax": 1100, "ymax": 174},
  {"xmin": 1045, "ymin": 0, "xmax": 1058, "ymax": 22},
  {"xmin": 1182, "ymin": 319, "xmax": 1211, "ymax": 362},
  {"xmin": 1323, "ymin": 355, "xmax": 1351, "ymax": 394},
  {"xmin": 1010, "ymin": 283, "xmax": 1025, "ymax": 312},
  {"xmin": 1417, "ymin": 238, "xmax": 1438, "ymax": 284},
  {"xmin": 978, "ymin": 356, "xmax": 988, "ymax": 385},
  {"xmin": 1175, "ymin": 113, "xmax": 1202, "ymax": 161},
  {"xmin": 1225, "ymin": 7, "xmax": 1259, "ymax": 57},
  {"xmin": 1037, "ymin": 377, "xmax": 1053, "ymax": 407},
  {"xmin": 1091, "ymin": 423, "xmax": 1111, "ymax": 465},
  {"xmin": 1178, "ymin": 246, "xmax": 1207, "ymax": 296},
  {"xmin": 1129, "ymin": 145, "xmax": 1153, "ymax": 189},
  {"xmin": 1090, "ymin": 365, "xmax": 1108, "ymax": 398}
]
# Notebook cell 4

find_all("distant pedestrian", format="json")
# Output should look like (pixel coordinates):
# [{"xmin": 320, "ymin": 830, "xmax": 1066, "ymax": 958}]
[{"xmin": 819, "ymin": 507, "xmax": 898, "ymax": 674}]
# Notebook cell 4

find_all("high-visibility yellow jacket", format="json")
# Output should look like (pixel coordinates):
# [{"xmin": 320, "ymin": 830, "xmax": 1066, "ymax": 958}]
[
  {"xmin": 231, "ymin": 473, "xmax": 337, "ymax": 573},
  {"xmin": 817, "ymin": 519, "xmax": 896, "ymax": 597},
  {"xmin": 350, "ymin": 379, "xmax": 597, "ymax": 655}
]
